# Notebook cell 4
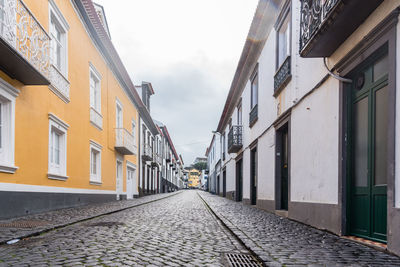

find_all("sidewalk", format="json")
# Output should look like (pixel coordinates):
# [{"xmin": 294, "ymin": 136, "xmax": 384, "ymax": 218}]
[
  {"xmin": 0, "ymin": 191, "xmax": 180, "ymax": 245},
  {"xmin": 199, "ymin": 191, "xmax": 400, "ymax": 267}
]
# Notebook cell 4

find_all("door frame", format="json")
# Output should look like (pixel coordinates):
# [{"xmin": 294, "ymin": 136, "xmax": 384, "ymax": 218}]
[
  {"xmin": 223, "ymin": 168, "xmax": 226, "ymax": 197},
  {"xmin": 274, "ymin": 112, "xmax": 291, "ymax": 211},
  {"xmin": 116, "ymin": 158, "xmax": 123, "ymax": 200},
  {"xmin": 337, "ymin": 12, "xmax": 397, "ymax": 239},
  {"xmin": 235, "ymin": 156, "xmax": 243, "ymax": 202},
  {"xmin": 126, "ymin": 161, "xmax": 137, "ymax": 199}
]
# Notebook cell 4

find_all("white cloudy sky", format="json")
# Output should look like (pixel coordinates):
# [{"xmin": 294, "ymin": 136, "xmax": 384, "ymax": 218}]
[{"xmin": 95, "ymin": 0, "xmax": 258, "ymax": 165}]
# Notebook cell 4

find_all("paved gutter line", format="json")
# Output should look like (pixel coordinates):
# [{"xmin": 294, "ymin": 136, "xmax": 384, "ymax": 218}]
[
  {"xmin": 197, "ymin": 192, "xmax": 272, "ymax": 266},
  {"xmin": 1, "ymin": 191, "xmax": 182, "ymax": 246}
]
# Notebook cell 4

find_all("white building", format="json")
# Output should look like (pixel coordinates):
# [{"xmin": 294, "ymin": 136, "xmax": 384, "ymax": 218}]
[{"xmin": 211, "ymin": 0, "xmax": 400, "ymax": 256}]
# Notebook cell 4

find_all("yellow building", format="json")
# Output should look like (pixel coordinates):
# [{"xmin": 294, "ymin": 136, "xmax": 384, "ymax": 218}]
[
  {"xmin": 0, "ymin": 0, "xmax": 148, "ymax": 219},
  {"xmin": 187, "ymin": 168, "xmax": 200, "ymax": 189}
]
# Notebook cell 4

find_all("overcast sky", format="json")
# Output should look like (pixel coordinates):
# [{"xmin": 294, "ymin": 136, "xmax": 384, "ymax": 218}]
[{"xmin": 95, "ymin": 0, "xmax": 258, "ymax": 165}]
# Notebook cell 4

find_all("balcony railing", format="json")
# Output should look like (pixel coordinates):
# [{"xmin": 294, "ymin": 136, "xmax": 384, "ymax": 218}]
[
  {"xmin": 249, "ymin": 104, "xmax": 258, "ymax": 127},
  {"xmin": 228, "ymin": 125, "xmax": 243, "ymax": 153},
  {"xmin": 299, "ymin": 0, "xmax": 382, "ymax": 57},
  {"xmin": 90, "ymin": 107, "xmax": 103, "ymax": 129},
  {"xmin": 115, "ymin": 128, "xmax": 136, "ymax": 155},
  {"xmin": 0, "ymin": 0, "xmax": 50, "ymax": 84},
  {"xmin": 274, "ymin": 56, "xmax": 291, "ymax": 95},
  {"xmin": 142, "ymin": 143, "xmax": 153, "ymax": 161}
]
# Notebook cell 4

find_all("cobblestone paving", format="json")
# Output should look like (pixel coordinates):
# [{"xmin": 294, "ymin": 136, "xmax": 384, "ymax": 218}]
[
  {"xmin": 199, "ymin": 191, "xmax": 400, "ymax": 266},
  {"xmin": 0, "ymin": 192, "xmax": 180, "ymax": 244},
  {"xmin": 0, "ymin": 190, "xmax": 249, "ymax": 266}
]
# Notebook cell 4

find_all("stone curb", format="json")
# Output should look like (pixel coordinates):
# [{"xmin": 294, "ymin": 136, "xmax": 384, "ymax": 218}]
[
  {"xmin": 197, "ymin": 192, "xmax": 276, "ymax": 266},
  {"xmin": 0, "ymin": 191, "xmax": 181, "ymax": 245}
]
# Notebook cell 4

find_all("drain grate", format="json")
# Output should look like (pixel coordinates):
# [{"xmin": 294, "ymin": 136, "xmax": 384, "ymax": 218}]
[
  {"xmin": 225, "ymin": 253, "xmax": 262, "ymax": 267},
  {"xmin": 0, "ymin": 220, "xmax": 49, "ymax": 228},
  {"xmin": 86, "ymin": 221, "xmax": 125, "ymax": 227}
]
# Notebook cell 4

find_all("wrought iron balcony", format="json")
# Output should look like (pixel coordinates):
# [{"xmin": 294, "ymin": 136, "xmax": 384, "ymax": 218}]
[
  {"xmin": 0, "ymin": 0, "xmax": 50, "ymax": 85},
  {"xmin": 300, "ymin": 0, "xmax": 383, "ymax": 57},
  {"xmin": 274, "ymin": 56, "xmax": 291, "ymax": 95},
  {"xmin": 151, "ymin": 153, "xmax": 162, "ymax": 167},
  {"xmin": 115, "ymin": 128, "xmax": 136, "ymax": 155},
  {"xmin": 249, "ymin": 104, "xmax": 258, "ymax": 127},
  {"xmin": 142, "ymin": 143, "xmax": 153, "ymax": 161},
  {"xmin": 228, "ymin": 125, "xmax": 243, "ymax": 153}
]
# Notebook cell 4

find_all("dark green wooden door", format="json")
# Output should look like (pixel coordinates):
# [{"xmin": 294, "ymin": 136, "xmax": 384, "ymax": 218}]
[
  {"xmin": 281, "ymin": 128, "xmax": 289, "ymax": 210},
  {"xmin": 250, "ymin": 148, "xmax": 257, "ymax": 205},
  {"xmin": 349, "ymin": 49, "xmax": 388, "ymax": 243}
]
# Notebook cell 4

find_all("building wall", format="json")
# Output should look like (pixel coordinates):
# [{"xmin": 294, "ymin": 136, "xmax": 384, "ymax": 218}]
[{"xmin": 0, "ymin": 0, "xmax": 139, "ymax": 217}]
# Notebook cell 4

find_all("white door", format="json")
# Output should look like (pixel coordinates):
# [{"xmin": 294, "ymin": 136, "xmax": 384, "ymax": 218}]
[
  {"xmin": 116, "ymin": 160, "xmax": 123, "ymax": 200},
  {"xmin": 126, "ymin": 167, "xmax": 136, "ymax": 199}
]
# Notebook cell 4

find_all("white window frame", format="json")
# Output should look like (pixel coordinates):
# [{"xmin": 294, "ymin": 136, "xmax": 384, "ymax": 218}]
[
  {"xmin": 48, "ymin": 0, "xmax": 70, "ymax": 103},
  {"xmin": 131, "ymin": 119, "xmax": 136, "ymax": 139},
  {"xmin": 0, "ymin": 78, "xmax": 19, "ymax": 174},
  {"xmin": 116, "ymin": 99, "xmax": 123, "ymax": 129},
  {"xmin": 275, "ymin": 1, "xmax": 291, "ymax": 70},
  {"xmin": 89, "ymin": 63, "xmax": 103, "ymax": 129},
  {"xmin": 48, "ymin": 113, "xmax": 69, "ymax": 180},
  {"xmin": 49, "ymin": 0, "xmax": 69, "ymax": 76},
  {"xmin": 89, "ymin": 140, "xmax": 102, "ymax": 184}
]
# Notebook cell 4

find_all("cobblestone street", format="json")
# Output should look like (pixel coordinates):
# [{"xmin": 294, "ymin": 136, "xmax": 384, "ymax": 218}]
[
  {"xmin": 1, "ymin": 190, "xmax": 400, "ymax": 266},
  {"xmin": 0, "ymin": 191, "xmax": 249, "ymax": 266},
  {"xmin": 199, "ymin": 192, "xmax": 400, "ymax": 266}
]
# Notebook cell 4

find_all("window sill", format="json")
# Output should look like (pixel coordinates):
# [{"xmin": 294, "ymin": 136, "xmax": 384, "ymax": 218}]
[
  {"xmin": 90, "ymin": 180, "xmax": 102, "ymax": 185},
  {"xmin": 48, "ymin": 173, "xmax": 68, "ymax": 181},
  {"xmin": 0, "ymin": 164, "xmax": 18, "ymax": 174}
]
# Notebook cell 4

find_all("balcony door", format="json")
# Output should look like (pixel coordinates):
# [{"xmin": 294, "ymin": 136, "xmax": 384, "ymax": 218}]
[{"xmin": 348, "ymin": 50, "xmax": 388, "ymax": 242}]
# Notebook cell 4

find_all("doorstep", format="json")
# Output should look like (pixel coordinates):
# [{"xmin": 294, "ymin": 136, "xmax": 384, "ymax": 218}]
[
  {"xmin": 275, "ymin": 209, "xmax": 288, "ymax": 218},
  {"xmin": 343, "ymin": 236, "xmax": 387, "ymax": 252}
]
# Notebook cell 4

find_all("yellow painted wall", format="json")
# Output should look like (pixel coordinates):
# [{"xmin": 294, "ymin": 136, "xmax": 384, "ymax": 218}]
[
  {"xmin": 0, "ymin": 0, "xmax": 138, "ymax": 193},
  {"xmin": 188, "ymin": 169, "xmax": 200, "ymax": 188}
]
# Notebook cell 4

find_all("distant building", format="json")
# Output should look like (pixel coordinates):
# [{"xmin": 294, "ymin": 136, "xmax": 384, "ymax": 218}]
[{"xmin": 193, "ymin": 157, "xmax": 207, "ymax": 164}]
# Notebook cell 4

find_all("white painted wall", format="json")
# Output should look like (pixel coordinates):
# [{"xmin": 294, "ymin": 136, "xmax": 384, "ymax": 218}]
[
  {"xmin": 257, "ymin": 129, "xmax": 275, "ymax": 200},
  {"xmin": 290, "ymin": 78, "xmax": 339, "ymax": 204}
]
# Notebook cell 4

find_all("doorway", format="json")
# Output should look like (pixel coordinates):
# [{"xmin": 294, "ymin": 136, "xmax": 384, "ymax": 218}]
[
  {"xmin": 347, "ymin": 48, "xmax": 388, "ymax": 242},
  {"xmin": 116, "ymin": 160, "xmax": 123, "ymax": 200},
  {"xmin": 235, "ymin": 159, "xmax": 243, "ymax": 201},
  {"xmin": 276, "ymin": 123, "xmax": 289, "ymax": 210},
  {"xmin": 223, "ymin": 169, "xmax": 226, "ymax": 197},
  {"xmin": 250, "ymin": 147, "xmax": 257, "ymax": 205},
  {"xmin": 126, "ymin": 166, "xmax": 136, "ymax": 199},
  {"xmin": 217, "ymin": 175, "xmax": 220, "ymax": 195}
]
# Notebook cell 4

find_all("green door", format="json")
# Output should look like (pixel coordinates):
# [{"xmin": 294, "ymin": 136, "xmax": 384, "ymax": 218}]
[
  {"xmin": 349, "ymin": 49, "xmax": 388, "ymax": 243},
  {"xmin": 281, "ymin": 127, "xmax": 289, "ymax": 210}
]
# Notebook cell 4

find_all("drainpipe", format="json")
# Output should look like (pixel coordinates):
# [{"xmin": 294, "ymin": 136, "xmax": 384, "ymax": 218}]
[{"xmin": 323, "ymin": 57, "xmax": 352, "ymax": 83}]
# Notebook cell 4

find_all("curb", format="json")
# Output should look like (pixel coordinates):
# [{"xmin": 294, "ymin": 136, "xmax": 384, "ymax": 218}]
[
  {"xmin": 1, "ymin": 191, "xmax": 182, "ymax": 246},
  {"xmin": 197, "ymin": 192, "xmax": 275, "ymax": 266}
]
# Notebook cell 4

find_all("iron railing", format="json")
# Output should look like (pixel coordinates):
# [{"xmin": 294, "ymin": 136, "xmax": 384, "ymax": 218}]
[
  {"xmin": 299, "ymin": 0, "xmax": 340, "ymax": 52},
  {"xmin": 274, "ymin": 56, "xmax": 291, "ymax": 93},
  {"xmin": 228, "ymin": 125, "xmax": 243, "ymax": 153},
  {"xmin": 142, "ymin": 143, "xmax": 153, "ymax": 161},
  {"xmin": 249, "ymin": 104, "xmax": 258, "ymax": 127},
  {"xmin": 0, "ymin": 0, "xmax": 50, "ymax": 78}
]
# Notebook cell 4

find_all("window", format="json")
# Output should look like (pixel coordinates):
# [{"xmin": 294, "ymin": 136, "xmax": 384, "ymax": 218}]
[
  {"xmin": 90, "ymin": 141, "xmax": 102, "ymax": 184},
  {"xmin": 49, "ymin": 0, "xmax": 70, "ymax": 102},
  {"xmin": 251, "ymin": 70, "xmax": 258, "ymax": 109},
  {"xmin": 237, "ymin": 103, "xmax": 242, "ymax": 126},
  {"xmin": 89, "ymin": 64, "xmax": 102, "ymax": 129},
  {"xmin": 48, "ymin": 113, "xmax": 69, "ymax": 180},
  {"xmin": 276, "ymin": 3, "xmax": 291, "ymax": 69},
  {"xmin": 131, "ymin": 119, "xmax": 136, "ymax": 139},
  {"xmin": 0, "ymin": 78, "xmax": 18, "ymax": 173},
  {"xmin": 116, "ymin": 99, "xmax": 123, "ymax": 128},
  {"xmin": 49, "ymin": 0, "xmax": 68, "ymax": 75}
]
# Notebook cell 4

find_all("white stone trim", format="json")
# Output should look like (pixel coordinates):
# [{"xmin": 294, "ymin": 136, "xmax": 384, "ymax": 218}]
[
  {"xmin": 49, "ymin": 0, "xmax": 70, "ymax": 30},
  {"xmin": 126, "ymin": 160, "xmax": 137, "ymax": 169},
  {"xmin": 89, "ymin": 141, "xmax": 102, "ymax": 184},
  {"xmin": 0, "ymin": 164, "xmax": 18, "ymax": 174},
  {"xmin": 47, "ymin": 173, "xmax": 68, "ymax": 181},
  {"xmin": 48, "ymin": 113, "xmax": 69, "ymax": 129},
  {"xmin": 0, "ymin": 182, "xmax": 115, "ymax": 194},
  {"xmin": 89, "ymin": 140, "xmax": 102, "ymax": 150},
  {"xmin": 0, "ymin": 78, "xmax": 19, "ymax": 97}
]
